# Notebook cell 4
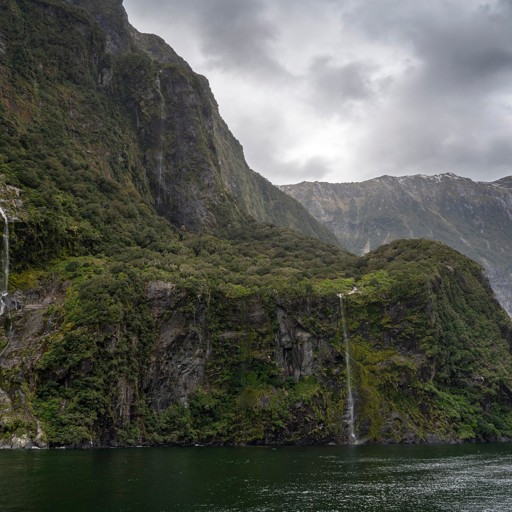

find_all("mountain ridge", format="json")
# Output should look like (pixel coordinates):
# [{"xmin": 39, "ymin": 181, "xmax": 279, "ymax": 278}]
[{"xmin": 281, "ymin": 173, "xmax": 512, "ymax": 315}]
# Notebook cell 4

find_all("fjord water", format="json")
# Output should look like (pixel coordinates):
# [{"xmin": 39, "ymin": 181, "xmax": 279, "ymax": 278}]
[{"xmin": 2, "ymin": 444, "xmax": 512, "ymax": 511}]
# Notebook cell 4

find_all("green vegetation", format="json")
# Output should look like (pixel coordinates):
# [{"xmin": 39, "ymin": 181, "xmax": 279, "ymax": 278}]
[
  {"xmin": 282, "ymin": 174, "xmax": 512, "ymax": 316},
  {"xmin": 1, "ymin": 0, "xmax": 512, "ymax": 448},
  {"xmin": 3, "ymin": 236, "xmax": 510, "ymax": 446}
]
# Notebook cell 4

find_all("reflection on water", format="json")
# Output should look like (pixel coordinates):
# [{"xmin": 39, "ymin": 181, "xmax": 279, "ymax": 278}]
[{"xmin": 1, "ymin": 444, "xmax": 512, "ymax": 511}]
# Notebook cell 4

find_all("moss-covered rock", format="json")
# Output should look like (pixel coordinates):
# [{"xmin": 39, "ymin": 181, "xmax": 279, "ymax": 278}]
[{"xmin": 1, "ymin": 239, "xmax": 511, "ymax": 447}]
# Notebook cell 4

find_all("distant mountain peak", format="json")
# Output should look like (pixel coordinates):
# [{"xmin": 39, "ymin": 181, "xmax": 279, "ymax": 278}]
[{"xmin": 282, "ymin": 173, "xmax": 512, "ymax": 316}]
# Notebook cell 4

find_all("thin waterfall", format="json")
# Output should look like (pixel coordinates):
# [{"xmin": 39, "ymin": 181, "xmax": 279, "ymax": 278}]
[
  {"xmin": 337, "ymin": 293, "xmax": 356, "ymax": 443},
  {"xmin": 0, "ymin": 206, "xmax": 8, "ymax": 316},
  {"xmin": 155, "ymin": 71, "xmax": 166, "ymax": 207}
]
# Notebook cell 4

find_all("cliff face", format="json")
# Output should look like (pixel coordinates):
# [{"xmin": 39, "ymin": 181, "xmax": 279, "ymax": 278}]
[
  {"xmin": 64, "ymin": 0, "xmax": 337, "ymax": 241},
  {"xmin": 1, "ymin": 1, "xmax": 512, "ymax": 449},
  {"xmin": 2, "ymin": 240, "xmax": 512, "ymax": 448},
  {"xmin": 281, "ymin": 174, "xmax": 512, "ymax": 315},
  {"xmin": 0, "ymin": 0, "xmax": 335, "ymax": 261}
]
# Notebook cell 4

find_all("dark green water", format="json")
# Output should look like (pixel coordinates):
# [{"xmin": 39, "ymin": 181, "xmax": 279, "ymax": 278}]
[{"xmin": 2, "ymin": 444, "xmax": 512, "ymax": 511}]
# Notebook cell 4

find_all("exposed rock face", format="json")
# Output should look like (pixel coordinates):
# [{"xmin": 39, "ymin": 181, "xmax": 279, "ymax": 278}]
[
  {"xmin": 2, "ymin": 240, "xmax": 512, "ymax": 448},
  {"xmin": 60, "ymin": 0, "xmax": 337, "ymax": 243},
  {"xmin": 144, "ymin": 282, "xmax": 209, "ymax": 409},
  {"xmin": 275, "ymin": 306, "xmax": 316, "ymax": 382},
  {"xmin": 281, "ymin": 173, "xmax": 512, "ymax": 315}
]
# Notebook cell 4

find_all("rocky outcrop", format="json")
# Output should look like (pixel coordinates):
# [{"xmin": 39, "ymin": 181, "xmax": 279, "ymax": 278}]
[
  {"xmin": 62, "ymin": 0, "xmax": 337, "ymax": 243},
  {"xmin": 281, "ymin": 173, "xmax": 512, "ymax": 315},
  {"xmin": 275, "ymin": 306, "xmax": 316, "ymax": 381},
  {"xmin": 144, "ymin": 282, "xmax": 209, "ymax": 409}
]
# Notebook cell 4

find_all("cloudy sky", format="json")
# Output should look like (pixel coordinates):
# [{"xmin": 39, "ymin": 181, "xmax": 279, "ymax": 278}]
[{"xmin": 123, "ymin": 0, "xmax": 512, "ymax": 185}]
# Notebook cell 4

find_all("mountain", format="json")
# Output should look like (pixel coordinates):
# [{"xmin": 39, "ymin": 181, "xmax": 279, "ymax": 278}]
[
  {"xmin": 281, "ymin": 173, "xmax": 512, "ymax": 315},
  {"xmin": 0, "ymin": 0, "xmax": 335, "ymax": 250},
  {"xmin": 69, "ymin": 0, "xmax": 338, "ymax": 244},
  {"xmin": 1, "ymin": 1, "xmax": 512, "ymax": 448}
]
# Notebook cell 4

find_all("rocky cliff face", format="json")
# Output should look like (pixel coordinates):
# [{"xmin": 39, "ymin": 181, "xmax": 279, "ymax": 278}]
[
  {"xmin": 1, "ymin": 1, "xmax": 512, "ymax": 449},
  {"xmin": 2, "ymin": 240, "xmax": 512, "ymax": 447},
  {"xmin": 281, "ymin": 174, "xmax": 512, "ymax": 315},
  {"xmin": 62, "ymin": 0, "xmax": 337, "ymax": 242}
]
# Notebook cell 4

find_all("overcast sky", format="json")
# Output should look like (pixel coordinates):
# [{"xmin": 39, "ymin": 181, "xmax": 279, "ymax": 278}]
[{"xmin": 123, "ymin": 0, "xmax": 512, "ymax": 185}]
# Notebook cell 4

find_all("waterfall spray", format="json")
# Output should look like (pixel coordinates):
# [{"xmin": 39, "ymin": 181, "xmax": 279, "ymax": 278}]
[
  {"xmin": 337, "ymin": 292, "xmax": 356, "ymax": 443},
  {"xmin": 0, "ymin": 206, "xmax": 8, "ymax": 316},
  {"xmin": 155, "ymin": 71, "xmax": 166, "ymax": 207}
]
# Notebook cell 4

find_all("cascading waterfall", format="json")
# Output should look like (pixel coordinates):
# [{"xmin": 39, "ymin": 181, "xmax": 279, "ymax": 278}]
[
  {"xmin": 155, "ymin": 71, "xmax": 166, "ymax": 207},
  {"xmin": 337, "ymin": 292, "xmax": 357, "ymax": 443},
  {"xmin": 0, "ymin": 206, "xmax": 9, "ymax": 316}
]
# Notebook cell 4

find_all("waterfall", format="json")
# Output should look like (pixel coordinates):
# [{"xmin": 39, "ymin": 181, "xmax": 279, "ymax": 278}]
[
  {"xmin": 0, "ymin": 206, "xmax": 8, "ymax": 316},
  {"xmin": 337, "ymin": 293, "xmax": 356, "ymax": 443},
  {"xmin": 155, "ymin": 71, "xmax": 166, "ymax": 207}
]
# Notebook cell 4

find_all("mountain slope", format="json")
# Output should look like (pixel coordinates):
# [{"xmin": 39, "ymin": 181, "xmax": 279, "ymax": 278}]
[
  {"xmin": 2, "ymin": 236, "xmax": 512, "ymax": 447},
  {"xmin": 281, "ymin": 174, "xmax": 512, "ymax": 315},
  {"xmin": 1, "ymin": 1, "xmax": 512, "ymax": 448},
  {"xmin": 0, "ymin": 0, "xmax": 335, "ymax": 257},
  {"xmin": 65, "ymin": 0, "xmax": 337, "ymax": 242}
]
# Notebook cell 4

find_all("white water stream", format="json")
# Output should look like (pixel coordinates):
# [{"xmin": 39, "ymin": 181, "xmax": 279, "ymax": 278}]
[
  {"xmin": 0, "ymin": 206, "xmax": 8, "ymax": 316},
  {"xmin": 337, "ymin": 293, "xmax": 357, "ymax": 443},
  {"xmin": 155, "ymin": 72, "xmax": 166, "ymax": 207}
]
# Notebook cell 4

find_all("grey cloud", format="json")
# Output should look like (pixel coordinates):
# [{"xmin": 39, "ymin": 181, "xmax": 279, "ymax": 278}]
[
  {"xmin": 231, "ymin": 111, "xmax": 333, "ymax": 184},
  {"xmin": 125, "ymin": 0, "xmax": 288, "ymax": 77},
  {"xmin": 287, "ymin": 156, "xmax": 333, "ymax": 182},
  {"xmin": 125, "ymin": 0, "xmax": 512, "ymax": 184},
  {"xmin": 265, "ymin": 156, "xmax": 334, "ymax": 185},
  {"xmin": 339, "ymin": 0, "xmax": 512, "ymax": 181},
  {"xmin": 307, "ymin": 57, "xmax": 377, "ymax": 115},
  {"xmin": 189, "ymin": 0, "xmax": 287, "ymax": 77},
  {"xmin": 357, "ymin": 96, "xmax": 512, "ymax": 182},
  {"xmin": 413, "ymin": 19, "xmax": 512, "ymax": 96},
  {"xmin": 350, "ymin": 0, "xmax": 512, "ymax": 94}
]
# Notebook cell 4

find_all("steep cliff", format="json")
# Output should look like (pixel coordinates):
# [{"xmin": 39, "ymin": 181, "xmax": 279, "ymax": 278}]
[
  {"xmin": 2, "ymin": 239, "xmax": 512, "ymax": 447},
  {"xmin": 0, "ymin": 0, "xmax": 335, "ymax": 260},
  {"xmin": 66, "ymin": 0, "xmax": 338, "ymax": 241},
  {"xmin": 281, "ymin": 174, "xmax": 512, "ymax": 315},
  {"xmin": 1, "ymin": 1, "xmax": 512, "ymax": 448}
]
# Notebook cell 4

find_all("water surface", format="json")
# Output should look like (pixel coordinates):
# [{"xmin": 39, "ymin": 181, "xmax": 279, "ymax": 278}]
[{"xmin": 2, "ymin": 443, "xmax": 512, "ymax": 511}]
